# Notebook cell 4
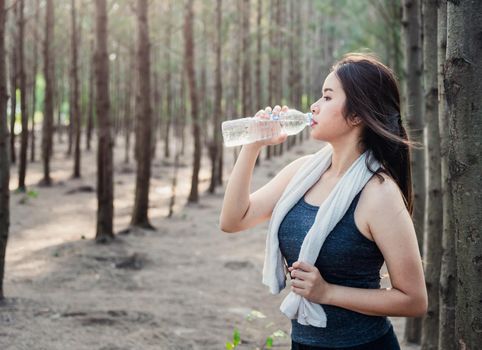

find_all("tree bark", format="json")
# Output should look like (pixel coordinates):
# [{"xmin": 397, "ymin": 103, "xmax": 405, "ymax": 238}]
[
  {"xmin": 9, "ymin": 1, "xmax": 17, "ymax": 164},
  {"xmin": 241, "ymin": 0, "xmax": 252, "ymax": 120},
  {"xmin": 163, "ymin": 0, "xmax": 173, "ymax": 159},
  {"xmin": 184, "ymin": 0, "xmax": 201, "ymax": 204},
  {"xmin": 30, "ymin": 0, "xmax": 40, "ymax": 163},
  {"xmin": 94, "ymin": 0, "xmax": 114, "ymax": 242},
  {"xmin": 17, "ymin": 0, "xmax": 29, "ymax": 191},
  {"xmin": 445, "ymin": 1, "xmax": 482, "ymax": 348},
  {"xmin": 436, "ymin": 2, "xmax": 456, "ymax": 350},
  {"xmin": 71, "ymin": 0, "xmax": 81, "ymax": 178},
  {"xmin": 420, "ymin": 1, "xmax": 442, "ymax": 349},
  {"xmin": 208, "ymin": 0, "xmax": 222, "ymax": 194},
  {"xmin": 131, "ymin": 0, "xmax": 154, "ymax": 229},
  {"xmin": 86, "ymin": 37, "xmax": 94, "ymax": 152},
  {"xmin": 0, "ymin": 0, "xmax": 10, "ymax": 300},
  {"xmin": 401, "ymin": 0, "xmax": 425, "ymax": 343},
  {"xmin": 123, "ymin": 47, "xmax": 134, "ymax": 165},
  {"xmin": 40, "ymin": 0, "xmax": 55, "ymax": 186}
]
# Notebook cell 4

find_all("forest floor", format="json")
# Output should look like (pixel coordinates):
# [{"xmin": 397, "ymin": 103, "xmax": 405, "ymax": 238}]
[{"xmin": 2, "ymin": 132, "xmax": 420, "ymax": 350}]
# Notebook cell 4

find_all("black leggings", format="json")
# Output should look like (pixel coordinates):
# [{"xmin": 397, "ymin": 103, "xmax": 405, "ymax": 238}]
[{"xmin": 291, "ymin": 325, "xmax": 401, "ymax": 350}]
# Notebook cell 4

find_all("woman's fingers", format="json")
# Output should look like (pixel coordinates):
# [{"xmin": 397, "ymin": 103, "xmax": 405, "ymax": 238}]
[
  {"xmin": 273, "ymin": 105, "xmax": 281, "ymax": 114},
  {"xmin": 255, "ymin": 109, "xmax": 265, "ymax": 118},
  {"xmin": 281, "ymin": 105, "xmax": 289, "ymax": 112}
]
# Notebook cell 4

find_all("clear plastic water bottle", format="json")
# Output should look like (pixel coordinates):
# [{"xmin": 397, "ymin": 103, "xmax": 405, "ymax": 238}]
[{"xmin": 222, "ymin": 109, "xmax": 313, "ymax": 147}]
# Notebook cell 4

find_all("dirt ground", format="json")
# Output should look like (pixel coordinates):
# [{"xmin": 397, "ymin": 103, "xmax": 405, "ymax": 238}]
[{"xmin": 1, "ymin": 132, "xmax": 420, "ymax": 350}]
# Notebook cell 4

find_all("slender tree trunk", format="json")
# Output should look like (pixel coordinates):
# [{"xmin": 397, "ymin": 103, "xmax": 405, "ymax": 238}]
[
  {"xmin": 0, "ymin": 0, "xmax": 10, "ymax": 300},
  {"xmin": 266, "ymin": 0, "xmax": 277, "ymax": 160},
  {"xmin": 9, "ymin": 2, "xmax": 17, "ymax": 164},
  {"xmin": 95, "ymin": 0, "xmax": 114, "ymax": 242},
  {"xmin": 437, "ymin": 3, "xmax": 456, "ymax": 350},
  {"xmin": 275, "ymin": 0, "xmax": 284, "ymax": 156},
  {"xmin": 208, "ymin": 0, "xmax": 223, "ymax": 194},
  {"xmin": 17, "ymin": 0, "xmax": 28, "ymax": 192},
  {"xmin": 86, "ymin": 38, "xmax": 94, "ymax": 152},
  {"xmin": 241, "ymin": 0, "xmax": 252, "ymax": 121},
  {"xmin": 163, "ymin": 0, "xmax": 172, "ymax": 159},
  {"xmin": 71, "ymin": 0, "xmax": 81, "ymax": 178},
  {"xmin": 402, "ymin": 0, "xmax": 425, "ymax": 343},
  {"xmin": 199, "ymin": 3, "xmax": 208, "ymax": 151},
  {"xmin": 288, "ymin": 0, "xmax": 302, "ymax": 150},
  {"xmin": 30, "ymin": 0, "xmax": 40, "ymax": 163},
  {"xmin": 184, "ymin": 0, "xmax": 201, "ymax": 203},
  {"xmin": 445, "ymin": 1, "xmax": 482, "ymax": 348},
  {"xmin": 421, "ymin": 1, "xmax": 441, "ymax": 349},
  {"xmin": 56, "ymin": 70, "xmax": 63, "ymax": 144},
  {"xmin": 123, "ymin": 47, "xmax": 134, "ymax": 164},
  {"xmin": 40, "ymin": 0, "xmax": 55, "ymax": 186},
  {"xmin": 179, "ymin": 68, "xmax": 186, "ymax": 156},
  {"xmin": 131, "ymin": 0, "xmax": 154, "ymax": 229}
]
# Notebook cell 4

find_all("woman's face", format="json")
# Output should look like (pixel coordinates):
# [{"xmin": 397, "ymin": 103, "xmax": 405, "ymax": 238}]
[{"xmin": 309, "ymin": 71, "xmax": 357, "ymax": 142}]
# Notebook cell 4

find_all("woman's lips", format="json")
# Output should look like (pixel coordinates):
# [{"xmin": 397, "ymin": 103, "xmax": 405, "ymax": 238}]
[{"xmin": 311, "ymin": 119, "xmax": 319, "ymax": 127}]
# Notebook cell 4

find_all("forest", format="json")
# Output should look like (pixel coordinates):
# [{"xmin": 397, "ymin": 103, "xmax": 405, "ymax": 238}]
[{"xmin": 0, "ymin": 0, "xmax": 480, "ymax": 349}]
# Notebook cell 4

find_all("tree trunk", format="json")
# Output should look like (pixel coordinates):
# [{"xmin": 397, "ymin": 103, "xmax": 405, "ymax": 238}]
[
  {"xmin": 123, "ymin": 47, "xmax": 134, "ymax": 165},
  {"xmin": 9, "ymin": 2, "xmax": 16, "ymax": 164},
  {"xmin": 71, "ymin": 0, "xmax": 81, "ymax": 178},
  {"xmin": 0, "ymin": 0, "xmax": 10, "ymax": 300},
  {"xmin": 288, "ymin": 0, "xmax": 302, "ymax": 150},
  {"xmin": 163, "ymin": 0, "xmax": 173, "ymax": 159},
  {"xmin": 184, "ymin": 0, "xmax": 201, "ymax": 204},
  {"xmin": 241, "ymin": 0, "xmax": 252, "ymax": 121},
  {"xmin": 401, "ymin": 0, "xmax": 425, "ymax": 343},
  {"xmin": 94, "ymin": 0, "xmax": 114, "ymax": 242},
  {"xmin": 86, "ymin": 38, "xmax": 94, "ymax": 152},
  {"xmin": 436, "ymin": 2, "xmax": 456, "ymax": 350},
  {"xmin": 30, "ymin": 0, "xmax": 40, "ymax": 163},
  {"xmin": 445, "ymin": 1, "xmax": 482, "ymax": 348},
  {"xmin": 420, "ymin": 1, "xmax": 441, "ymax": 349},
  {"xmin": 275, "ymin": 0, "xmax": 284, "ymax": 156},
  {"xmin": 179, "ymin": 68, "xmax": 186, "ymax": 156},
  {"xmin": 40, "ymin": 0, "xmax": 55, "ymax": 186},
  {"xmin": 131, "ymin": 0, "xmax": 154, "ymax": 229},
  {"xmin": 208, "ymin": 0, "xmax": 223, "ymax": 194},
  {"xmin": 266, "ymin": 0, "xmax": 277, "ymax": 161},
  {"xmin": 17, "ymin": 0, "xmax": 29, "ymax": 192}
]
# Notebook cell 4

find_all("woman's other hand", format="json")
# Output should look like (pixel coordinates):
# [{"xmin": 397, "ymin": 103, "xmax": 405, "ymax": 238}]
[{"xmin": 288, "ymin": 261, "xmax": 333, "ymax": 305}]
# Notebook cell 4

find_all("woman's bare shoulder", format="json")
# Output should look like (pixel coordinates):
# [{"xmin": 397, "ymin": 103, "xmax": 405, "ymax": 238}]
[{"xmin": 359, "ymin": 172, "xmax": 407, "ymax": 219}]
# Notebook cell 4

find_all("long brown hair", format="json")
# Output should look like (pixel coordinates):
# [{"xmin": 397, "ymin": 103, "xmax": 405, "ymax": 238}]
[{"xmin": 331, "ymin": 52, "xmax": 416, "ymax": 215}]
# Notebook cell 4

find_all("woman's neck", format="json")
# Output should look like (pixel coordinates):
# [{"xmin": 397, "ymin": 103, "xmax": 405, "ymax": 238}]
[{"xmin": 327, "ymin": 140, "xmax": 364, "ymax": 178}]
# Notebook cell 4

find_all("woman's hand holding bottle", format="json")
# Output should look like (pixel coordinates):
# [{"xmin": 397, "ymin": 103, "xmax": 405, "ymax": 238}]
[{"xmin": 251, "ymin": 105, "xmax": 289, "ymax": 147}]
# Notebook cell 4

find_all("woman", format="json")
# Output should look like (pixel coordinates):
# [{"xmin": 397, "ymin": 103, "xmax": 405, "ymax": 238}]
[{"xmin": 219, "ymin": 53, "xmax": 427, "ymax": 349}]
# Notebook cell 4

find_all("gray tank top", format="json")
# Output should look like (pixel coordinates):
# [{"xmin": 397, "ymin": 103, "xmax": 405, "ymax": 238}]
[{"xmin": 278, "ymin": 188, "xmax": 391, "ymax": 347}]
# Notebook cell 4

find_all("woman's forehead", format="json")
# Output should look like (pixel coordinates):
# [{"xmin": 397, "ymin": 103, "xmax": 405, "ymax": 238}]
[{"xmin": 323, "ymin": 72, "xmax": 342, "ymax": 92}]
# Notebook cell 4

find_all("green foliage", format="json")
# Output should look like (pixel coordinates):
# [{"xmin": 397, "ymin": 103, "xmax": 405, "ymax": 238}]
[
  {"xmin": 225, "ymin": 328, "xmax": 241, "ymax": 349},
  {"xmin": 16, "ymin": 189, "xmax": 38, "ymax": 205}
]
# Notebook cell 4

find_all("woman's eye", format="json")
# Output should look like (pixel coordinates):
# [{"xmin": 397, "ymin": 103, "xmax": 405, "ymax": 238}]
[{"xmin": 323, "ymin": 96, "xmax": 331, "ymax": 101}]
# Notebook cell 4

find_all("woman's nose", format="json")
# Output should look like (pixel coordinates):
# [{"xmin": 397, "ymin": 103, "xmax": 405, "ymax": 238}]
[{"xmin": 310, "ymin": 103, "xmax": 319, "ymax": 115}]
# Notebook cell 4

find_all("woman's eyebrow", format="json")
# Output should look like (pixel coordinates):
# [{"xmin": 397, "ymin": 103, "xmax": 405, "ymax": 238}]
[{"xmin": 323, "ymin": 88, "xmax": 334, "ymax": 93}]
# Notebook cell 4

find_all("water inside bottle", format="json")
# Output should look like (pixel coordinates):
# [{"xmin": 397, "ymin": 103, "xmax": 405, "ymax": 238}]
[
  {"xmin": 223, "ymin": 121, "xmax": 250, "ymax": 147},
  {"xmin": 280, "ymin": 119, "xmax": 309, "ymax": 135}
]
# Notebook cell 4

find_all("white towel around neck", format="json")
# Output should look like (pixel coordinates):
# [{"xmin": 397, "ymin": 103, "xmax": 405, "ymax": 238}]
[{"xmin": 262, "ymin": 143, "xmax": 381, "ymax": 328}]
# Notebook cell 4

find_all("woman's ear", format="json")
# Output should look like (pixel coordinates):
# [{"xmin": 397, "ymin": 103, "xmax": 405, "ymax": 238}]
[{"xmin": 351, "ymin": 115, "xmax": 362, "ymax": 126}]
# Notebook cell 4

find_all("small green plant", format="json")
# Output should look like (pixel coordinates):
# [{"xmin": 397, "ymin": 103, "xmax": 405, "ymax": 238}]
[
  {"xmin": 16, "ymin": 189, "xmax": 38, "ymax": 205},
  {"xmin": 225, "ymin": 328, "xmax": 241, "ymax": 349},
  {"xmin": 27, "ymin": 190, "xmax": 38, "ymax": 198},
  {"xmin": 265, "ymin": 329, "xmax": 287, "ymax": 349}
]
